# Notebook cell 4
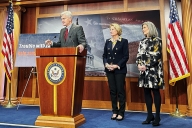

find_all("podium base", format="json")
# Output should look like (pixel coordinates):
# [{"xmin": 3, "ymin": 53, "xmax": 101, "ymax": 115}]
[{"xmin": 35, "ymin": 114, "xmax": 85, "ymax": 128}]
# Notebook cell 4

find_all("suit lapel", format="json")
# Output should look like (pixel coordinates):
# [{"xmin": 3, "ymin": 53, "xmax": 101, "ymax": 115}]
[
  {"xmin": 113, "ymin": 41, "xmax": 120, "ymax": 51},
  {"xmin": 67, "ymin": 23, "xmax": 75, "ymax": 42},
  {"xmin": 60, "ymin": 28, "xmax": 65, "ymax": 44}
]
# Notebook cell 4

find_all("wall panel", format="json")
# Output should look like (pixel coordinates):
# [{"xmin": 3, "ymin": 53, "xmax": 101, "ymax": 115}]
[
  {"xmin": 17, "ymin": 68, "xmax": 33, "ymax": 97},
  {"xmin": 169, "ymin": 79, "xmax": 188, "ymax": 105},
  {"xmin": 39, "ymin": 5, "xmax": 64, "ymax": 14},
  {"xmin": 68, "ymin": 1, "xmax": 123, "ymax": 12},
  {"xmin": 83, "ymin": 80, "xmax": 110, "ymax": 101},
  {"xmin": 21, "ymin": 7, "xmax": 36, "ymax": 33},
  {"xmin": 127, "ymin": 0, "xmax": 159, "ymax": 8},
  {"xmin": 18, "ymin": 7, "xmax": 37, "ymax": 101},
  {"xmin": 130, "ymin": 82, "xmax": 145, "ymax": 103}
]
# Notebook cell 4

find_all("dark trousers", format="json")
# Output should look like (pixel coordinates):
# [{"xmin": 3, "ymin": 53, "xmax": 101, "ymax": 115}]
[
  {"xmin": 106, "ymin": 72, "xmax": 126, "ymax": 116},
  {"xmin": 144, "ymin": 88, "xmax": 161, "ymax": 120}
]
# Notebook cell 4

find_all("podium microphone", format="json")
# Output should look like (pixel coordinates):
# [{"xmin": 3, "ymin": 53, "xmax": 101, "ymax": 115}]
[
  {"xmin": 76, "ymin": 18, "xmax": 78, "ymax": 25},
  {"xmin": 45, "ymin": 36, "xmax": 57, "ymax": 48},
  {"xmin": 52, "ymin": 36, "xmax": 57, "ymax": 40},
  {"xmin": 50, "ymin": 36, "xmax": 57, "ymax": 42}
]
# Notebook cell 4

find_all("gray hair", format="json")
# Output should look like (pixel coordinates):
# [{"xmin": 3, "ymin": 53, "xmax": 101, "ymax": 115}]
[
  {"xmin": 142, "ymin": 21, "xmax": 158, "ymax": 37},
  {"xmin": 60, "ymin": 11, "xmax": 73, "ymax": 19}
]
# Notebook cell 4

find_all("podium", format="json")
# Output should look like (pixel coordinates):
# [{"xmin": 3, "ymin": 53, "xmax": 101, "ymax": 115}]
[{"xmin": 35, "ymin": 47, "xmax": 87, "ymax": 128}]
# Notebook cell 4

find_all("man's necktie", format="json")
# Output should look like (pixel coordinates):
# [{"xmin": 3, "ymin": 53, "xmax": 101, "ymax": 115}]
[{"xmin": 64, "ymin": 28, "xmax": 68, "ymax": 41}]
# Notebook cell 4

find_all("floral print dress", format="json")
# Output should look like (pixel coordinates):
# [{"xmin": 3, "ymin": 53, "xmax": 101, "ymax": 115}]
[{"xmin": 136, "ymin": 36, "xmax": 164, "ymax": 89}]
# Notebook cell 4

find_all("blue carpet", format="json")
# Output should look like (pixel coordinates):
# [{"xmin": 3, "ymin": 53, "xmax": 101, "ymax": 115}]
[{"xmin": 0, "ymin": 105, "xmax": 192, "ymax": 128}]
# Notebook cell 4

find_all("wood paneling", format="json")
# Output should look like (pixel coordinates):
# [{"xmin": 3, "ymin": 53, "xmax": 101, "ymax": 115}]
[
  {"xmin": 169, "ymin": 79, "xmax": 188, "ymax": 105},
  {"xmin": 127, "ymin": 0, "xmax": 159, "ymax": 8},
  {"xmin": 128, "ymin": 81, "xmax": 165, "ymax": 104},
  {"xmin": 82, "ymin": 100, "xmax": 112, "ymax": 109},
  {"xmin": 17, "ymin": 67, "xmax": 33, "ymax": 97},
  {"xmin": 39, "ymin": 6, "xmax": 64, "ymax": 14},
  {"xmin": 68, "ymin": 1, "xmax": 123, "ymax": 12},
  {"xmin": 83, "ymin": 80, "xmax": 110, "ymax": 101},
  {"xmin": 21, "ymin": 7, "xmax": 36, "ymax": 33},
  {"xmin": 130, "ymin": 82, "xmax": 145, "ymax": 103},
  {"xmin": 0, "ymin": 0, "xmax": 123, "ymax": 7},
  {"xmin": 18, "ymin": 7, "xmax": 37, "ymax": 99}
]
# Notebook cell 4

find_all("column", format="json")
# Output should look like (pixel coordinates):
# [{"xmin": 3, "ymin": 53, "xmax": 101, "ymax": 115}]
[
  {"xmin": 0, "ymin": 7, "xmax": 7, "ymax": 101},
  {"xmin": 181, "ymin": 0, "xmax": 192, "ymax": 117},
  {"xmin": 4, "ymin": 5, "xmax": 26, "ymax": 102}
]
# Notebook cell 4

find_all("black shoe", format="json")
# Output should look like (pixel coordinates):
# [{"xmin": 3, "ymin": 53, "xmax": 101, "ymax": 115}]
[
  {"xmin": 111, "ymin": 114, "xmax": 117, "ymax": 120},
  {"xmin": 152, "ymin": 117, "xmax": 161, "ymax": 126},
  {"xmin": 142, "ymin": 115, "xmax": 155, "ymax": 124},
  {"xmin": 116, "ymin": 115, "xmax": 124, "ymax": 121}
]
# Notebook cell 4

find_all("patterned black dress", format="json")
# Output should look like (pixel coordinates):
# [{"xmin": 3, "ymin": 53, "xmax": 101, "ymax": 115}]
[{"xmin": 136, "ymin": 36, "xmax": 164, "ymax": 89}]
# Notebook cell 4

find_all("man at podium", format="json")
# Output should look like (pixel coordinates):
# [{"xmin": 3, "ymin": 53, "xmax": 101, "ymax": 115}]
[
  {"xmin": 45, "ymin": 11, "xmax": 87, "ymax": 53},
  {"xmin": 36, "ymin": 11, "xmax": 88, "ymax": 128}
]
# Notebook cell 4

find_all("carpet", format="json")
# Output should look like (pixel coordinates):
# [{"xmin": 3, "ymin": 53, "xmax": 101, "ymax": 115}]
[{"xmin": 0, "ymin": 105, "xmax": 191, "ymax": 128}]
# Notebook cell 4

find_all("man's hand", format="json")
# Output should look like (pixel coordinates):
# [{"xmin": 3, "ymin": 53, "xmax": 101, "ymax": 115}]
[
  {"xmin": 45, "ymin": 40, "xmax": 53, "ymax": 46},
  {"xmin": 77, "ymin": 44, "xmax": 84, "ymax": 53}
]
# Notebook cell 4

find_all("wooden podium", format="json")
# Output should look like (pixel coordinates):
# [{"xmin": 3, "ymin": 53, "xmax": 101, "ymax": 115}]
[{"xmin": 35, "ymin": 47, "xmax": 87, "ymax": 128}]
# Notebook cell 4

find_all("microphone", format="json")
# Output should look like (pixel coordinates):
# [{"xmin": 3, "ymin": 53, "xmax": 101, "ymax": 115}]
[
  {"xmin": 76, "ymin": 18, "xmax": 78, "ymax": 25},
  {"xmin": 45, "ymin": 36, "xmax": 56, "ymax": 48},
  {"xmin": 50, "ymin": 36, "xmax": 57, "ymax": 42}
]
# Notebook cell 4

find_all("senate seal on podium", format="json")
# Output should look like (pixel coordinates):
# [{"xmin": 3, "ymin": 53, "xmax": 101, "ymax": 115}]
[{"xmin": 45, "ymin": 62, "xmax": 66, "ymax": 85}]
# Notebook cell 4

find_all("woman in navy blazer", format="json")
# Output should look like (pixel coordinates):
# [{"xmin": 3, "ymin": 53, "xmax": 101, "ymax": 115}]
[{"xmin": 103, "ymin": 23, "xmax": 129, "ymax": 121}]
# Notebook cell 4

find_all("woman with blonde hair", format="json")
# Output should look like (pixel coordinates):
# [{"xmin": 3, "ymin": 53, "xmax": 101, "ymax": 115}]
[{"xmin": 103, "ymin": 23, "xmax": 129, "ymax": 121}]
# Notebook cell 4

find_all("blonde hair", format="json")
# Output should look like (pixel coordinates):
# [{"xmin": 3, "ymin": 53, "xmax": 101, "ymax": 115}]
[
  {"xmin": 142, "ymin": 21, "xmax": 158, "ymax": 37},
  {"xmin": 110, "ymin": 23, "xmax": 122, "ymax": 36}
]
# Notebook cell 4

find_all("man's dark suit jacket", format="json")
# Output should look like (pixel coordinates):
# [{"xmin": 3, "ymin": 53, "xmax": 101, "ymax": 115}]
[
  {"xmin": 103, "ymin": 38, "xmax": 129, "ymax": 74},
  {"xmin": 52, "ymin": 23, "xmax": 87, "ymax": 48}
]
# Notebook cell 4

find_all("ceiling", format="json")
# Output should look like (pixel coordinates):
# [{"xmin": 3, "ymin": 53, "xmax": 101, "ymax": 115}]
[{"xmin": 0, "ymin": 0, "xmax": 122, "ymax": 7}]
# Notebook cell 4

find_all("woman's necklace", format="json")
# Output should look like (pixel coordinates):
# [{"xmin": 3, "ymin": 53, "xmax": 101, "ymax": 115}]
[{"xmin": 111, "ymin": 38, "xmax": 118, "ymax": 48}]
